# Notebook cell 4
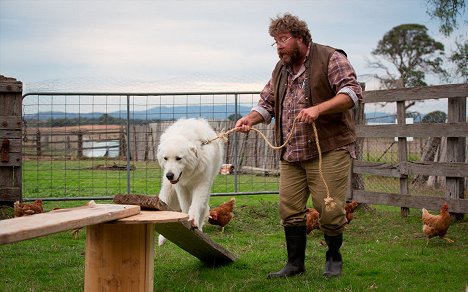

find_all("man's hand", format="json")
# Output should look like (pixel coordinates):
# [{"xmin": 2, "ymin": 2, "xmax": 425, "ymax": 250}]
[
  {"xmin": 296, "ymin": 93, "xmax": 354, "ymax": 123},
  {"xmin": 235, "ymin": 111, "xmax": 264, "ymax": 133},
  {"xmin": 235, "ymin": 117, "xmax": 253, "ymax": 133},
  {"xmin": 297, "ymin": 105, "xmax": 320, "ymax": 124}
]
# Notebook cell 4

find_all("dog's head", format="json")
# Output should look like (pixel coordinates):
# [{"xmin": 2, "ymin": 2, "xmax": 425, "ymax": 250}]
[{"xmin": 157, "ymin": 135, "xmax": 198, "ymax": 184}]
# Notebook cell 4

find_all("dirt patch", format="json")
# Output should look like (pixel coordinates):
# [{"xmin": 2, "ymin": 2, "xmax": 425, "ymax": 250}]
[{"xmin": 88, "ymin": 163, "xmax": 135, "ymax": 171}]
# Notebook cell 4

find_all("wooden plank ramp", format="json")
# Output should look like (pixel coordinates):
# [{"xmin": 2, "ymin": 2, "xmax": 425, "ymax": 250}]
[
  {"xmin": 155, "ymin": 220, "xmax": 238, "ymax": 266},
  {"xmin": 0, "ymin": 203, "xmax": 140, "ymax": 244},
  {"xmin": 113, "ymin": 194, "xmax": 238, "ymax": 266}
]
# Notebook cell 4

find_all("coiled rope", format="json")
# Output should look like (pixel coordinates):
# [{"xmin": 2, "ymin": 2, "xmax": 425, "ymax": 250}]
[{"xmin": 203, "ymin": 117, "xmax": 336, "ymax": 211}]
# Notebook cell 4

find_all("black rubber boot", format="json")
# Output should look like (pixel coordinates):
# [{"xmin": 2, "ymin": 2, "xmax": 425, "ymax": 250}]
[
  {"xmin": 267, "ymin": 226, "xmax": 306, "ymax": 279},
  {"xmin": 323, "ymin": 233, "xmax": 343, "ymax": 277}
]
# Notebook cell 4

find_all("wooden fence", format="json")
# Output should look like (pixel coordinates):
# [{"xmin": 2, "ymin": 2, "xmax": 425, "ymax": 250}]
[
  {"xmin": 350, "ymin": 83, "xmax": 468, "ymax": 215},
  {"xmin": 23, "ymin": 120, "xmax": 280, "ymax": 172}
]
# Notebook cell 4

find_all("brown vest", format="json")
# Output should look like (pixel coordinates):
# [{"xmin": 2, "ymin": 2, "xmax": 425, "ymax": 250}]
[{"xmin": 271, "ymin": 43, "xmax": 356, "ymax": 156}]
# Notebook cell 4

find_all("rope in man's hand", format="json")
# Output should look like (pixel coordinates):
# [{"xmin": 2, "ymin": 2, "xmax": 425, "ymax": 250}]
[
  {"xmin": 203, "ymin": 116, "xmax": 337, "ymax": 211},
  {"xmin": 202, "ymin": 117, "xmax": 296, "ymax": 149}
]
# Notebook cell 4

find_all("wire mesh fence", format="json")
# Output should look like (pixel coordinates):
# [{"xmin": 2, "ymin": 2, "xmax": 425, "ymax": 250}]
[
  {"xmin": 21, "ymin": 92, "xmax": 467, "ymax": 201},
  {"xmin": 21, "ymin": 92, "xmax": 281, "ymax": 200}
]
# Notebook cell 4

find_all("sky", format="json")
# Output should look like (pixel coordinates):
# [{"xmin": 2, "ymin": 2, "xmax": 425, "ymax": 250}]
[{"xmin": 0, "ymin": 0, "xmax": 466, "ymax": 100}]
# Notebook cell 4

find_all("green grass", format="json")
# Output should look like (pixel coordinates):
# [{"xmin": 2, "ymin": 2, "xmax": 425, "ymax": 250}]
[
  {"xmin": 21, "ymin": 160, "xmax": 279, "ymax": 198},
  {"xmin": 1, "ymin": 199, "xmax": 466, "ymax": 291}
]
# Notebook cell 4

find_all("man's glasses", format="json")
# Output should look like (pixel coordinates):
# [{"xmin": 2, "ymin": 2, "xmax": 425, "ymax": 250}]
[{"xmin": 271, "ymin": 36, "xmax": 292, "ymax": 47}]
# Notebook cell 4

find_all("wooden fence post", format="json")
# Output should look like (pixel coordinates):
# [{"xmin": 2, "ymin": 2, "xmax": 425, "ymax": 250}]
[
  {"xmin": 446, "ymin": 97, "xmax": 466, "ymax": 220},
  {"xmin": 349, "ymin": 83, "xmax": 366, "ymax": 200},
  {"xmin": 0, "ymin": 76, "xmax": 23, "ymax": 205},
  {"xmin": 397, "ymin": 100, "xmax": 409, "ymax": 217}
]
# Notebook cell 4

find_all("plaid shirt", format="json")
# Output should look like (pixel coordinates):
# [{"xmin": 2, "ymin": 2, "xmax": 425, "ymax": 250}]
[{"xmin": 253, "ymin": 47, "xmax": 361, "ymax": 162}]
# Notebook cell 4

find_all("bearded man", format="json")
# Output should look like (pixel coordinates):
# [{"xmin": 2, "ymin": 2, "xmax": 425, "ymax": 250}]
[{"xmin": 236, "ymin": 13, "xmax": 362, "ymax": 278}]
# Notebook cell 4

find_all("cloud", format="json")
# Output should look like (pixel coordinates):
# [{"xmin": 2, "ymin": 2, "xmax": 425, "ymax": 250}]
[{"xmin": 1, "ymin": 0, "xmax": 465, "ymax": 95}]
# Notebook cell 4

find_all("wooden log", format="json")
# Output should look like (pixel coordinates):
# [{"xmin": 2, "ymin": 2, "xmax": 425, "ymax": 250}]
[{"xmin": 113, "ymin": 194, "xmax": 169, "ymax": 210}]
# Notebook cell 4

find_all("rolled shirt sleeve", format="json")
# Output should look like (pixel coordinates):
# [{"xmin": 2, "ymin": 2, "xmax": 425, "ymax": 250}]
[
  {"xmin": 251, "ymin": 78, "xmax": 275, "ymax": 124},
  {"xmin": 252, "ymin": 105, "xmax": 272, "ymax": 124},
  {"xmin": 328, "ymin": 51, "xmax": 362, "ymax": 107}
]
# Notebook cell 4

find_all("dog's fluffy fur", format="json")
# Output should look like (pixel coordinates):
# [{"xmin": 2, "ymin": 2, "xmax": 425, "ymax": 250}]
[{"xmin": 157, "ymin": 118, "xmax": 224, "ymax": 245}]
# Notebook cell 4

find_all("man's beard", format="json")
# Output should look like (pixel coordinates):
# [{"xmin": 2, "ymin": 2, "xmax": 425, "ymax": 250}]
[{"xmin": 278, "ymin": 44, "xmax": 301, "ymax": 66}]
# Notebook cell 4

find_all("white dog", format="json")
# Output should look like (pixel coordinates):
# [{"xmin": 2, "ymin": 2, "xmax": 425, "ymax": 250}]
[{"xmin": 157, "ymin": 118, "xmax": 224, "ymax": 245}]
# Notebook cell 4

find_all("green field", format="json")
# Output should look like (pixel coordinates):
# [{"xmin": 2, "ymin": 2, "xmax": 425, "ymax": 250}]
[{"xmin": 1, "ymin": 160, "xmax": 466, "ymax": 291}]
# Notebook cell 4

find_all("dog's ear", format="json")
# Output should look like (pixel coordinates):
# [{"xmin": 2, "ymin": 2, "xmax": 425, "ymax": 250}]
[{"xmin": 156, "ymin": 144, "xmax": 165, "ymax": 165}]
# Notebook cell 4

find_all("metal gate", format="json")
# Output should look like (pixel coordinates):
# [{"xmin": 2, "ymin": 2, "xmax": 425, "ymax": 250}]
[{"xmin": 21, "ymin": 92, "xmax": 280, "ymax": 201}]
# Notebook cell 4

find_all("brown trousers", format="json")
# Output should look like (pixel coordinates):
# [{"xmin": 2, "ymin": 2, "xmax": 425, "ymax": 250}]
[{"xmin": 279, "ymin": 149, "xmax": 350, "ymax": 236}]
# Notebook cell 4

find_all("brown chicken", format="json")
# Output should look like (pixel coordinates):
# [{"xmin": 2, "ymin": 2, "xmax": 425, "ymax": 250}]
[
  {"xmin": 208, "ymin": 197, "xmax": 236, "ymax": 232},
  {"xmin": 422, "ymin": 202, "xmax": 454, "ymax": 244},
  {"xmin": 345, "ymin": 200, "xmax": 359, "ymax": 224},
  {"xmin": 14, "ymin": 200, "xmax": 44, "ymax": 217},
  {"xmin": 306, "ymin": 208, "xmax": 320, "ymax": 235}
]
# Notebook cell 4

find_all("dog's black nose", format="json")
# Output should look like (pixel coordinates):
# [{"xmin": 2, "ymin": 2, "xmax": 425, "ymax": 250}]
[{"xmin": 166, "ymin": 172, "xmax": 174, "ymax": 180}]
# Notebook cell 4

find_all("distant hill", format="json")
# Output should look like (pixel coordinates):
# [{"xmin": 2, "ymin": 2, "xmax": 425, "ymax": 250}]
[
  {"xmin": 365, "ymin": 112, "xmax": 395, "ymax": 124},
  {"xmin": 24, "ymin": 104, "xmax": 253, "ymax": 121}
]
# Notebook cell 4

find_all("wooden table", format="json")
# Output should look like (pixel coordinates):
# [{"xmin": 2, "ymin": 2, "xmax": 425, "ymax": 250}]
[{"xmin": 84, "ymin": 210, "xmax": 188, "ymax": 292}]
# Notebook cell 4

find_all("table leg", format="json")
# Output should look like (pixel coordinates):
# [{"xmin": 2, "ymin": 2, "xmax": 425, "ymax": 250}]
[{"xmin": 84, "ymin": 223, "xmax": 154, "ymax": 292}]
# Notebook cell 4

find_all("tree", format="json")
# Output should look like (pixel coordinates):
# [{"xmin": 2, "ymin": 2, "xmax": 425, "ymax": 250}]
[
  {"xmin": 421, "ymin": 110, "xmax": 447, "ymax": 123},
  {"xmin": 406, "ymin": 111, "xmax": 422, "ymax": 123},
  {"xmin": 426, "ymin": 0, "xmax": 465, "ymax": 37},
  {"xmin": 448, "ymin": 39, "xmax": 468, "ymax": 82},
  {"xmin": 369, "ymin": 24, "xmax": 447, "ymax": 89},
  {"xmin": 426, "ymin": 0, "xmax": 467, "ymax": 82}
]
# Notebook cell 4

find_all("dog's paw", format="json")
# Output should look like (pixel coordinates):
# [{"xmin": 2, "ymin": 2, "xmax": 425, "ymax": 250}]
[{"xmin": 188, "ymin": 218, "xmax": 199, "ymax": 230}]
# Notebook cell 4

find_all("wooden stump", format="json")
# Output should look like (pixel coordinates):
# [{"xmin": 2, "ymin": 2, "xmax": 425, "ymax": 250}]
[
  {"xmin": 84, "ymin": 210, "xmax": 189, "ymax": 292},
  {"xmin": 84, "ymin": 223, "xmax": 154, "ymax": 292}
]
